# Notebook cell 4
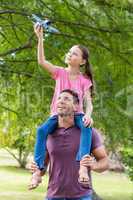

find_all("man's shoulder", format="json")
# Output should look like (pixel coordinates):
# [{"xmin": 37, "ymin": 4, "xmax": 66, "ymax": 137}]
[
  {"xmin": 91, "ymin": 128, "xmax": 104, "ymax": 150},
  {"xmin": 92, "ymin": 128, "xmax": 102, "ymax": 137}
]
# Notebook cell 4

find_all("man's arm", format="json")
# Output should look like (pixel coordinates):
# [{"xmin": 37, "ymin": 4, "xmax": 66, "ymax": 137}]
[
  {"xmin": 80, "ymin": 145, "xmax": 109, "ymax": 173},
  {"xmin": 29, "ymin": 152, "xmax": 49, "ymax": 176},
  {"xmin": 91, "ymin": 145, "xmax": 109, "ymax": 172},
  {"xmin": 41, "ymin": 152, "xmax": 49, "ymax": 175}
]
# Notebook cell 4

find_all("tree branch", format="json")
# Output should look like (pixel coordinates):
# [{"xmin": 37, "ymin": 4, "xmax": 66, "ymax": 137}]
[
  {"xmin": 0, "ymin": 64, "xmax": 46, "ymax": 80},
  {"xmin": 0, "ymin": 104, "xmax": 19, "ymax": 116},
  {"xmin": 0, "ymin": 10, "xmax": 28, "ymax": 16},
  {"xmin": 5, "ymin": 147, "xmax": 20, "ymax": 163},
  {"xmin": 0, "ymin": 35, "xmax": 33, "ymax": 57},
  {"xmin": 0, "ymin": 104, "xmax": 26, "ymax": 125}
]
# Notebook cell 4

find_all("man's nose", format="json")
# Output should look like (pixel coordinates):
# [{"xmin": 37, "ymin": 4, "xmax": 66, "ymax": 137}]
[{"xmin": 58, "ymin": 98, "xmax": 64, "ymax": 103}]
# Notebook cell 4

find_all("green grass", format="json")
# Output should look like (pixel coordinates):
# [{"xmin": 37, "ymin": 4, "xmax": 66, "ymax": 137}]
[
  {"xmin": 92, "ymin": 171, "xmax": 133, "ymax": 200},
  {"xmin": 0, "ymin": 149, "xmax": 132, "ymax": 200},
  {"xmin": 0, "ymin": 165, "xmax": 47, "ymax": 200}
]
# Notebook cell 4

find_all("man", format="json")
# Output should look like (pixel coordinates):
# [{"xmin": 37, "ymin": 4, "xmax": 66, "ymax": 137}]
[{"xmin": 30, "ymin": 89, "xmax": 109, "ymax": 200}]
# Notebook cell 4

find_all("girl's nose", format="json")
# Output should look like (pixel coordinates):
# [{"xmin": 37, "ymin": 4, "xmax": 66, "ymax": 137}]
[
  {"xmin": 67, "ymin": 52, "xmax": 71, "ymax": 57},
  {"xmin": 58, "ymin": 98, "xmax": 63, "ymax": 103}
]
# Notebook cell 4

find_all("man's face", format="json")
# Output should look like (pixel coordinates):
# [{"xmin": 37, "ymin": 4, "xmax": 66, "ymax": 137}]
[{"xmin": 56, "ymin": 92, "xmax": 77, "ymax": 116}]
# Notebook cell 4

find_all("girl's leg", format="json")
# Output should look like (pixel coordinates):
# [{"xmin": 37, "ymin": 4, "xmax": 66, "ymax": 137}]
[
  {"xmin": 80, "ymin": 195, "xmax": 92, "ymax": 200},
  {"xmin": 34, "ymin": 115, "xmax": 58, "ymax": 169},
  {"xmin": 45, "ymin": 196, "xmax": 92, "ymax": 200},
  {"xmin": 75, "ymin": 114, "xmax": 92, "ymax": 161},
  {"xmin": 46, "ymin": 198, "xmax": 91, "ymax": 200},
  {"xmin": 29, "ymin": 115, "xmax": 58, "ymax": 190},
  {"xmin": 45, "ymin": 198, "xmax": 64, "ymax": 200},
  {"xmin": 74, "ymin": 114, "xmax": 92, "ymax": 185}
]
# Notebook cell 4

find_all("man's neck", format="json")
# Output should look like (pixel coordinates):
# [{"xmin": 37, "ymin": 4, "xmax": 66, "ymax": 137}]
[{"xmin": 58, "ymin": 115, "xmax": 75, "ymax": 129}]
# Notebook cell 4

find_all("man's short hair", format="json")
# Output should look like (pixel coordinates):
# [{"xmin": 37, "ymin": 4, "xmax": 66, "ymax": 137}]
[{"xmin": 60, "ymin": 89, "xmax": 79, "ymax": 104}]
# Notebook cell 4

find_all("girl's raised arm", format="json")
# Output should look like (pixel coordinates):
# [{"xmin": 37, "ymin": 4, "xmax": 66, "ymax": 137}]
[{"xmin": 34, "ymin": 24, "xmax": 59, "ymax": 76}]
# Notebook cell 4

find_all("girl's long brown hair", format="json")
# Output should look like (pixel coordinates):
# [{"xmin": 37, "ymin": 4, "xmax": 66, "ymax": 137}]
[{"xmin": 77, "ymin": 44, "xmax": 95, "ymax": 97}]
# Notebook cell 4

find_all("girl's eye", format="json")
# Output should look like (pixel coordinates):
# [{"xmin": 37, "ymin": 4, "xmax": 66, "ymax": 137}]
[{"xmin": 69, "ymin": 52, "xmax": 78, "ymax": 56}]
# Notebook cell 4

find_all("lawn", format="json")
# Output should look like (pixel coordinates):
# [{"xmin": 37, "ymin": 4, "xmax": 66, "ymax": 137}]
[{"xmin": 0, "ymin": 149, "xmax": 132, "ymax": 200}]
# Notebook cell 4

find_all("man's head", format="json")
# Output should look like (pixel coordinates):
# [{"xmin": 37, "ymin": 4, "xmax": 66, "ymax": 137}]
[{"xmin": 56, "ymin": 89, "xmax": 79, "ymax": 117}]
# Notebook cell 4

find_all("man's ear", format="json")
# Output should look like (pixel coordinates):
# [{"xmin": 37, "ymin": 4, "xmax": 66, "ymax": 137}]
[{"xmin": 73, "ymin": 104, "xmax": 78, "ymax": 112}]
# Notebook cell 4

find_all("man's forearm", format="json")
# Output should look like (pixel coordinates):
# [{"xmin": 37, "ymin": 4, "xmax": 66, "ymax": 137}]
[{"xmin": 92, "ymin": 157, "xmax": 109, "ymax": 173}]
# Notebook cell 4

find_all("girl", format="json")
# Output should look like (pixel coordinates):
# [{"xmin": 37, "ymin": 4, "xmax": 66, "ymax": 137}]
[{"xmin": 29, "ymin": 24, "xmax": 94, "ymax": 189}]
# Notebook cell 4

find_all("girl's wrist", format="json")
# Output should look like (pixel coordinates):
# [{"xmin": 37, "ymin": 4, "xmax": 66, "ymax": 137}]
[
  {"xmin": 38, "ymin": 36, "xmax": 43, "ymax": 41},
  {"xmin": 85, "ymin": 113, "xmax": 92, "ymax": 119}
]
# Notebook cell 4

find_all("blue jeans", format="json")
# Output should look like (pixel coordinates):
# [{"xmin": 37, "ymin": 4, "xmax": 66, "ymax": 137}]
[
  {"xmin": 34, "ymin": 114, "xmax": 92, "ymax": 169},
  {"xmin": 45, "ymin": 195, "xmax": 92, "ymax": 200}
]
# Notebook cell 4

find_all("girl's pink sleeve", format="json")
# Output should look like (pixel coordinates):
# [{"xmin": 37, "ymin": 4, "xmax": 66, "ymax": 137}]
[
  {"xmin": 52, "ymin": 67, "xmax": 63, "ymax": 80},
  {"xmin": 83, "ymin": 77, "xmax": 92, "ymax": 93}
]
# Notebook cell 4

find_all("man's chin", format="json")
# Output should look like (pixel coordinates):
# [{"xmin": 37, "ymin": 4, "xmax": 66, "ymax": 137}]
[
  {"xmin": 57, "ymin": 111, "xmax": 73, "ymax": 117},
  {"xmin": 57, "ymin": 111, "xmax": 65, "ymax": 117}
]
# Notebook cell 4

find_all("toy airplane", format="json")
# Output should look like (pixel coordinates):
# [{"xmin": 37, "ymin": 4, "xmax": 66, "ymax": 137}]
[{"xmin": 32, "ymin": 14, "xmax": 60, "ymax": 34}]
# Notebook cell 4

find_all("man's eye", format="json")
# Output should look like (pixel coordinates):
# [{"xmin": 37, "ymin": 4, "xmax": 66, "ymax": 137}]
[{"xmin": 64, "ymin": 97, "xmax": 70, "ymax": 101}]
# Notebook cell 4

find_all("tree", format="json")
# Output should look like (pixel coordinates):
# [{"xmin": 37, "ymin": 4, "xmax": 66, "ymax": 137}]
[{"xmin": 0, "ymin": 0, "xmax": 132, "ymax": 179}]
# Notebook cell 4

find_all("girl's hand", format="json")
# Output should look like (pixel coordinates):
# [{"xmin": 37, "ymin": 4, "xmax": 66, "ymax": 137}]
[
  {"xmin": 34, "ymin": 23, "xmax": 43, "ymax": 39},
  {"xmin": 82, "ymin": 115, "xmax": 93, "ymax": 127},
  {"xmin": 80, "ymin": 155, "xmax": 95, "ymax": 170}
]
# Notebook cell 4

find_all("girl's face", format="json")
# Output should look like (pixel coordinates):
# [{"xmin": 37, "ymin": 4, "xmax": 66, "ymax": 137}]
[{"xmin": 65, "ymin": 46, "xmax": 86, "ymax": 67}]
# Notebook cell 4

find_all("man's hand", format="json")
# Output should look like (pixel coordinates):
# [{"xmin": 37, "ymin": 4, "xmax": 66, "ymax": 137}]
[
  {"xmin": 80, "ymin": 155, "xmax": 96, "ymax": 171},
  {"xmin": 28, "ymin": 161, "xmax": 39, "ymax": 173},
  {"xmin": 82, "ymin": 115, "xmax": 93, "ymax": 127}
]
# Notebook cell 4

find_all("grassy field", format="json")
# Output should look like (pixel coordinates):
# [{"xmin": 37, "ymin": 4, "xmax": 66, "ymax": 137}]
[{"xmin": 0, "ymin": 149, "xmax": 132, "ymax": 200}]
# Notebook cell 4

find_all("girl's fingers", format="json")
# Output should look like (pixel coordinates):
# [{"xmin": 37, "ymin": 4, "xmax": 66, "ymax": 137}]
[
  {"xmin": 84, "ymin": 119, "xmax": 90, "ymax": 127},
  {"xmin": 40, "ymin": 26, "xmax": 43, "ymax": 33},
  {"xmin": 34, "ymin": 23, "xmax": 43, "ymax": 34},
  {"xmin": 83, "ymin": 118, "xmax": 87, "ymax": 126},
  {"xmin": 35, "ymin": 22, "xmax": 40, "ymax": 29},
  {"xmin": 83, "ymin": 116, "xmax": 91, "ymax": 127}
]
